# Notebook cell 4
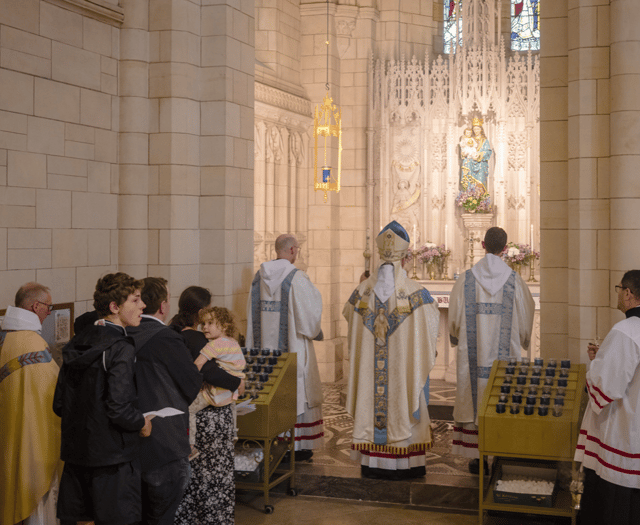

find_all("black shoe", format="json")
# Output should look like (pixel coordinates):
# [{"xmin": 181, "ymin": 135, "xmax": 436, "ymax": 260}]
[
  {"xmin": 468, "ymin": 459, "xmax": 490, "ymax": 475},
  {"xmin": 295, "ymin": 449, "xmax": 314, "ymax": 462}
]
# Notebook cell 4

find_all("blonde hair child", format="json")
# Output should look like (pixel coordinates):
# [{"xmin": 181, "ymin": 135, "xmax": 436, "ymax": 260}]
[{"xmin": 188, "ymin": 307, "xmax": 245, "ymax": 459}]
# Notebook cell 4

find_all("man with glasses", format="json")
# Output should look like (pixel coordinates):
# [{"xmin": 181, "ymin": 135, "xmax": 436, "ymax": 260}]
[
  {"xmin": 575, "ymin": 270, "xmax": 640, "ymax": 525},
  {"xmin": 0, "ymin": 282, "xmax": 62, "ymax": 525}
]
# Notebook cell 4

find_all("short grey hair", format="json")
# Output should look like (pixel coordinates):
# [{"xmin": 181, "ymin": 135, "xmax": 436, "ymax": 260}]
[
  {"xmin": 15, "ymin": 282, "xmax": 51, "ymax": 309},
  {"xmin": 275, "ymin": 234, "xmax": 298, "ymax": 254}
]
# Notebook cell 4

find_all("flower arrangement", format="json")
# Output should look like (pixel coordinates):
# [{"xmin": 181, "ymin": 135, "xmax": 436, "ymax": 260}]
[
  {"xmin": 417, "ymin": 243, "xmax": 451, "ymax": 264},
  {"xmin": 455, "ymin": 185, "xmax": 492, "ymax": 213},
  {"xmin": 501, "ymin": 242, "xmax": 540, "ymax": 266}
]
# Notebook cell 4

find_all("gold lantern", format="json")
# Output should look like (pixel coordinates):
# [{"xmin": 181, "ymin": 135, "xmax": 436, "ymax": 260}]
[
  {"xmin": 313, "ymin": 92, "xmax": 342, "ymax": 202},
  {"xmin": 312, "ymin": 0, "xmax": 342, "ymax": 203}
]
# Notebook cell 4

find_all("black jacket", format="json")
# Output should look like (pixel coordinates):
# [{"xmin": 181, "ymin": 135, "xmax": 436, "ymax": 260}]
[
  {"xmin": 175, "ymin": 327, "xmax": 242, "ymax": 392},
  {"xmin": 127, "ymin": 317, "xmax": 202, "ymax": 471},
  {"xmin": 53, "ymin": 323, "xmax": 145, "ymax": 467}
]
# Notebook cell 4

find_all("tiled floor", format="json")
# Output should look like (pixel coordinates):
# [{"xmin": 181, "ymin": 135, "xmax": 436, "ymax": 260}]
[
  {"xmin": 236, "ymin": 380, "xmax": 480, "ymax": 518},
  {"xmin": 235, "ymin": 381, "xmax": 575, "ymax": 524},
  {"xmin": 295, "ymin": 380, "xmax": 474, "ymax": 481}
]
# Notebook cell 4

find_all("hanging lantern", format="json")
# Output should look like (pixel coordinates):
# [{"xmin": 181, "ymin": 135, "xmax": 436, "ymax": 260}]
[
  {"xmin": 313, "ymin": 92, "xmax": 342, "ymax": 202},
  {"xmin": 312, "ymin": 0, "xmax": 343, "ymax": 203}
]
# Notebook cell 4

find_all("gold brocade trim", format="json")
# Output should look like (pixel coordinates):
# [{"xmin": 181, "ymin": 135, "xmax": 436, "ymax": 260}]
[{"xmin": 351, "ymin": 442, "xmax": 432, "ymax": 454}]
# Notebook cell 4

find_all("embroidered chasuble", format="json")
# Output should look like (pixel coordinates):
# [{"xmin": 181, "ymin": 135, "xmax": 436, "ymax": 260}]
[
  {"xmin": 246, "ymin": 259, "xmax": 324, "ymax": 450},
  {"xmin": 0, "ymin": 328, "xmax": 62, "ymax": 525},
  {"xmin": 449, "ymin": 254, "xmax": 534, "ymax": 458},
  {"xmin": 343, "ymin": 269, "xmax": 439, "ymax": 472}
]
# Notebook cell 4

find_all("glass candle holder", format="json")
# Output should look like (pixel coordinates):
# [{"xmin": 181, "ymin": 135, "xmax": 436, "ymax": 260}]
[
  {"xmin": 512, "ymin": 393, "xmax": 523, "ymax": 404},
  {"xmin": 510, "ymin": 403, "xmax": 521, "ymax": 414},
  {"xmin": 538, "ymin": 405, "xmax": 549, "ymax": 416},
  {"xmin": 524, "ymin": 404, "xmax": 534, "ymax": 416},
  {"xmin": 496, "ymin": 403, "xmax": 506, "ymax": 414},
  {"xmin": 540, "ymin": 394, "xmax": 550, "ymax": 406},
  {"xmin": 534, "ymin": 357, "xmax": 544, "ymax": 367}
]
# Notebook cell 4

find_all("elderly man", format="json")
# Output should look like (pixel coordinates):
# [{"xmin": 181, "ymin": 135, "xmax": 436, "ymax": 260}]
[
  {"xmin": 575, "ymin": 270, "xmax": 640, "ymax": 525},
  {"xmin": 343, "ymin": 221, "xmax": 440, "ymax": 479},
  {"xmin": 246, "ymin": 233, "xmax": 324, "ymax": 461},
  {"xmin": 449, "ymin": 227, "xmax": 534, "ymax": 474},
  {"xmin": 0, "ymin": 282, "xmax": 62, "ymax": 525}
]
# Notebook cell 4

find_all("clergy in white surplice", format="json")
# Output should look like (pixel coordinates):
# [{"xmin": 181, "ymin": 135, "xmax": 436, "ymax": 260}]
[
  {"xmin": 574, "ymin": 271, "xmax": 640, "ymax": 525},
  {"xmin": 343, "ymin": 221, "xmax": 440, "ymax": 479},
  {"xmin": 449, "ymin": 227, "xmax": 534, "ymax": 474},
  {"xmin": 246, "ymin": 234, "xmax": 324, "ymax": 459}
]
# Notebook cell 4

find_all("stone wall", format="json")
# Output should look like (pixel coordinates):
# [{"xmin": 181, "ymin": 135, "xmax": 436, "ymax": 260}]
[{"xmin": 0, "ymin": 0, "xmax": 254, "ymax": 327}]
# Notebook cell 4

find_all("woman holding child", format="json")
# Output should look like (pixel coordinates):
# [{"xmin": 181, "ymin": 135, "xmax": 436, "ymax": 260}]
[{"xmin": 171, "ymin": 286, "xmax": 244, "ymax": 525}]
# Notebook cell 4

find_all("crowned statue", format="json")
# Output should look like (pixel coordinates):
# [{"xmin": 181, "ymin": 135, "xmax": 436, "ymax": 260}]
[{"xmin": 460, "ymin": 117, "xmax": 493, "ymax": 194}]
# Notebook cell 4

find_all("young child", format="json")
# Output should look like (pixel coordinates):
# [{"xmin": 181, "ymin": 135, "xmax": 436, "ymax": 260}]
[
  {"xmin": 460, "ymin": 127, "xmax": 477, "ymax": 159},
  {"xmin": 189, "ymin": 306, "xmax": 246, "ymax": 459}
]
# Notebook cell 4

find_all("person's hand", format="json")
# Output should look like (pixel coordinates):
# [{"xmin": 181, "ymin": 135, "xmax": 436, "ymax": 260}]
[
  {"xmin": 139, "ymin": 415, "xmax": 153, "ymax": 437},
  {"xmin": 587, "ymin": 343, "xmax": 599, "ymax": 361},
  {"xmin": 237, "ymin": 379, "xmax": 246, "ymax": 396}
]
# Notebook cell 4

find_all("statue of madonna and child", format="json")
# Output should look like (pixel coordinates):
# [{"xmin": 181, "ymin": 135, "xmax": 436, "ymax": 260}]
[
  {"xmin": 460, "ymin": 117, "xmax": 493, "ymax": 193},
  {"xmin": 457, "ymin": 117, "xmax": 494, "ymax": 214}
]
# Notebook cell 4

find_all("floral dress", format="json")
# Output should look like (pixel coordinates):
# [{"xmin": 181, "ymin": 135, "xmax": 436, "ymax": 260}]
[{"xmin": 174, "ymin": 404, "xmax": 235, "ymax": 525}]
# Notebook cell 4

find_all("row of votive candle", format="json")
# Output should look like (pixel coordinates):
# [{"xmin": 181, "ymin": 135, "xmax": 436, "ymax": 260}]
[{"xmin": 496, "ymin": 402, "xmax": 564, "ymax": 417}]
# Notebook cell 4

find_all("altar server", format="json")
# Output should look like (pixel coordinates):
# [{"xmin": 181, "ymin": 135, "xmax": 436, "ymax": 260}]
[
  {"xmin": 246, "ymin": 233, "xmax": 324, "ymax": 460},
  {"xmin": 343, "ymin": 221, "xmax": 440, "ymax": 479},
  {"xmin": 575, "ymin": 270, "xmax": 640, "ymax": 525},
  {"xmin": 449, "ymin": 226, "xmax": 534, "ymax": 474}
]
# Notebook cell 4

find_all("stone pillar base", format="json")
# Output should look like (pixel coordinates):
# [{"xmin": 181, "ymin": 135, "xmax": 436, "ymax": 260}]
[{"xmin": 461, "ymin": 213, "xmax": 495, "ymax": 269}]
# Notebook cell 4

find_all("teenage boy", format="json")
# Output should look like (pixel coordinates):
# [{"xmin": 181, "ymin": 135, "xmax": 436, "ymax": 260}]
[{"xmin": 54, "ymin": 272, "xmax": 152, "ymax": 525}]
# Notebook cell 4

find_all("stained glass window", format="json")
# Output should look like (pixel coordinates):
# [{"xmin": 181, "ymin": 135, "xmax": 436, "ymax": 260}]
[
  {"xmin": 443, "ymin": 0, "xmax": 462, "ymax": 54},
  {"xmin": 511, "ymin": 0, "xmax": 540, "ymax": 51}
]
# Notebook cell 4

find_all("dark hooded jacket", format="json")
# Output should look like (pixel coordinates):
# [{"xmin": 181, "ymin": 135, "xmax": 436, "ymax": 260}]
[
  {"xmin": 53, "ymin": 322, "xmax": 145, "ymax": 467},
  {"xmin": 127, "ymin": 317, "xmax": 202, "ymax": 471}
]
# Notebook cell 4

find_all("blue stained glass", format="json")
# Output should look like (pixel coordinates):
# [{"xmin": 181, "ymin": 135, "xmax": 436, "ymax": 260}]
[
  {"xmin": 443, "ymin": 0, "xmax": 462, "ymax": 54},
  {"xmin": 511, "ymin": 0, "xmax": 540, "ymax": 51}
]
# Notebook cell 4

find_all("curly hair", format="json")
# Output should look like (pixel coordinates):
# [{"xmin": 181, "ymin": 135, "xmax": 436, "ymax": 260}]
[
  {"xmin": 199, "ymin": 306, "xmax": 236, "ymax": 338},
  {"xmin": 169, "ymin": 286, "xmax": 212, "ymax": 329},
  {"xmin": 93, "ymin": 273, "xmax": 143, "ymax": 317}
]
